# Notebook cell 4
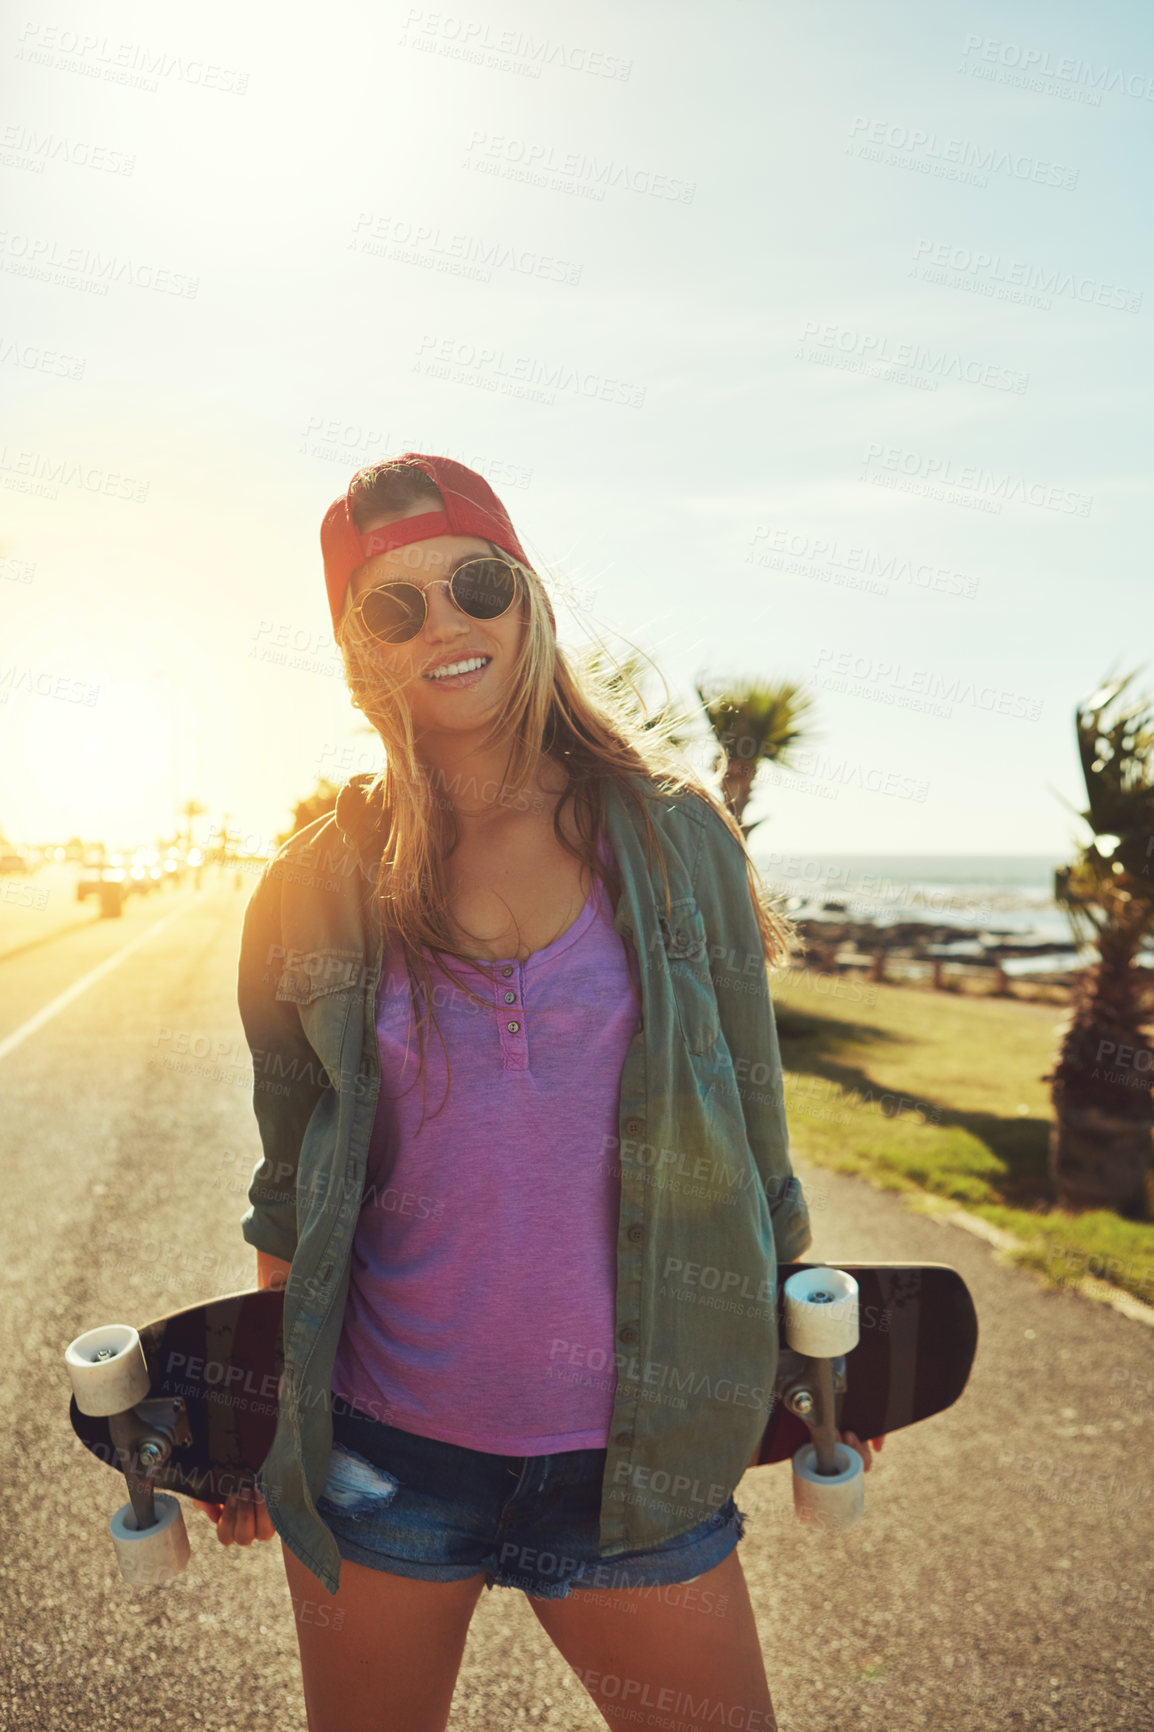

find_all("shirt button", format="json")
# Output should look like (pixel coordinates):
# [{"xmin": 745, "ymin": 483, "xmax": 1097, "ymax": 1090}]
[
  {"xmin": 627, "ymin": 1224, "xmax": 643, "ymax": 1244},
  {"xmin": 614, "ymin": 1430, "xmax": 634, "ymax": 1447},
  {"xmin": 504, "ymin": 991, "xmax": 516, "ymax": 1004},
  {"xmin": 625, "ymin": 1118, "xmax": 643, "ymax": 1136},
  {"xmin": 618, "ymin": 1325, "xmax": 638, "ymax": 1345},
  {"xmin": 506, "ymin": 1020, "xmax": 520, "ymax": 1034},
  {"xmin": 501, "ymin": 965, "xmax": 514, "ymax": 978}
]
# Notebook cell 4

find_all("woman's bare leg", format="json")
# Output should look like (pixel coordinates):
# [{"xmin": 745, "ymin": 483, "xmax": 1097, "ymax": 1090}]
[
  {"xmin": 282, "ymin": 1542, "xmax": 488, "ymax": 1732},
  {"xmin": 528, "ymin": 1548, "xmax": 777, "ymax": 1732}
]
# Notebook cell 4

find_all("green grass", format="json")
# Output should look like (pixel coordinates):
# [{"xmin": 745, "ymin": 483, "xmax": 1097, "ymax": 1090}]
[{"xmin": 772, "ymin": 972, "xmax": 1154, "ymax": 1310}]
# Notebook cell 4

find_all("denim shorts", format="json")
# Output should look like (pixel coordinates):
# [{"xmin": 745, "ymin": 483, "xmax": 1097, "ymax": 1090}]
[{"xmin": 317, "ymin": 1403, "xmax": 746, "ymax": 1600}]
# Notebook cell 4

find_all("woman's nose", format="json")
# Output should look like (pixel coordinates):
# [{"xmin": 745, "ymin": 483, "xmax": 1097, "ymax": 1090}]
[{"xmin": 422, "ymin": 580, "xmax": 467, "ymax": 639}]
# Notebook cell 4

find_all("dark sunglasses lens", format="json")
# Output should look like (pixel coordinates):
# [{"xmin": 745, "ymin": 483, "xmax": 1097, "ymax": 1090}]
[
  {"xmin": 452, "ymin": 559, "xmax": 517, "ymax": 620},
  {"xmin": 359, "ymin": 584, "xmax": 425, "ymax": 643}
]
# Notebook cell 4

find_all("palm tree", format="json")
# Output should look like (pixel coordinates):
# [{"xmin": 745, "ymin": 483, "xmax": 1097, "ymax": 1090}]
[
  {"xmin": 579, "ymin": 644, "xmax": 692, "ymax": 742},
  {"xmin": 181, "ymin": 799, "xmax": 207, "ymax": 854},
  {"xmin": 695, "ymin": 678, "xmax": 817, "ymax": 835},
  {"xmin": 1043, "ymin": 671, "xmax": 1154, "ymax": 1215},
  {"xmin": 578, "ymin": 653, "xmax": 818, "ymax": 833},
  {"xmin": 278, "ymin": 778, "xmax": 342, "ymax": 846}
]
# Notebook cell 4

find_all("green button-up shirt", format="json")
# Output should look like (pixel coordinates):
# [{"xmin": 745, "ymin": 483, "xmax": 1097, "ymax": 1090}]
[{"xmin": 238, "ymin": 772, "xmax": 811, "ymax": 1593}]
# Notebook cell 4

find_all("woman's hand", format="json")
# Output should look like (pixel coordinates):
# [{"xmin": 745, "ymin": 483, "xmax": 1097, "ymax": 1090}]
[
  {"xmin": 839, "ymin": 1429, "xmax": 885, "ymax": 1471},
  {"xmin": 191, "ymin": 1484, "xmax": 277, "ymax": 1545}
]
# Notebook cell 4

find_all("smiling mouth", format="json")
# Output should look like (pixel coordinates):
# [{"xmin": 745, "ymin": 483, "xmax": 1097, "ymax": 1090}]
[{"xmin": 422, "ymin": 655, "xmax": 491, "ymax": 681}]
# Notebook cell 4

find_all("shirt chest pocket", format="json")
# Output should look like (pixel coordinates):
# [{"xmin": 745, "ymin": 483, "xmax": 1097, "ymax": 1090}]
[
  {"xmin": 659, "ymin": 899, "xmax": 720, "ymax": 1056},
  {"xmin": 274, "ymin": 952, "xmax": 361, "ymax": 1071}
]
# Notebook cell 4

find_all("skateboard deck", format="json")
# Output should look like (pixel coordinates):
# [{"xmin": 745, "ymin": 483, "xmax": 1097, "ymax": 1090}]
[
  {"xmin": 754, "ymin": 1261, "xmax": 977, "ymax": 1465},
  {"xmin": 70, "ymin": 1262, "xmax": 975, "ymax": 1501},
  {"xmin": 70, "ymin": 1287, "xmax": 286, "ymax": 1505}
]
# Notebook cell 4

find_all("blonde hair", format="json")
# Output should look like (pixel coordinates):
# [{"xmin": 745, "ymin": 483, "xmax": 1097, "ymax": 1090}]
[{"xmin": 334, "ymin": 463, "xmax": 797, "ymax": 1099}]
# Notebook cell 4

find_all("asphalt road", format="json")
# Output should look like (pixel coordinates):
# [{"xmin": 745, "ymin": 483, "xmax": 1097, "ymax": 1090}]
[{"xmin": 1, "ymin": 877, "xmax": 1151, "ymax": 1730}]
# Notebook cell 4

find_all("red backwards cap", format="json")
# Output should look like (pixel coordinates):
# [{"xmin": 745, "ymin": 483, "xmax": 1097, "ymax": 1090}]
[{"xmin": 321, "ymin": 452, "xmax": 547, "ymax": 633}]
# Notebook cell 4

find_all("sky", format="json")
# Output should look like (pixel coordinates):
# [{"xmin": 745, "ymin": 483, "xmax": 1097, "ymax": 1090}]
[{"xmin": 2, "ymin": 0, "xmax": 1152, "ymax": 859}]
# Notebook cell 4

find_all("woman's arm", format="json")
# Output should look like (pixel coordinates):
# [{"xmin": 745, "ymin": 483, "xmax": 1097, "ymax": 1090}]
[
  {"xmin": 192, "ymin": 867, "xmax": 317, "ymax": 1548},
  {"xmin": 236, "ymin": 863, "xmax": 328, "ymax": 1263},
  {"xmin": 256, "ymin": 1250, "xmax": 292, "ymax": 1291},
  {"xmin": 692, "ymin": 809, "xmax": 813, "ymax": 1262}
]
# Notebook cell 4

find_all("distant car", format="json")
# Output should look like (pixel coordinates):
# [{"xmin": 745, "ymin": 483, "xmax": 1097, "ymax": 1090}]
[
  {"xmin": 128, "ymin": 847, "xmax": 165, "ymax": 895},
  {"xmin": 0, "ymin": 851, "xmax": 30, "ymax": 875},
  {"xmin": 77, "ymin": 851, "xmax": 131, "ymax": 917}
]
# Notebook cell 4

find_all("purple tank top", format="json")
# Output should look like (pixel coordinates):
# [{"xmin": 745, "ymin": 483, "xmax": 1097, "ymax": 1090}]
[{"xmin": 331, "ymin": 865, "xmax": 641, "ymax": 1453}]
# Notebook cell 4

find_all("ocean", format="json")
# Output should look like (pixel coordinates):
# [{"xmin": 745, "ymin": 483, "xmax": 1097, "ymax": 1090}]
[{"xmin": 749, "ymin": 851, "xmax": 1095, "ymax": 974}]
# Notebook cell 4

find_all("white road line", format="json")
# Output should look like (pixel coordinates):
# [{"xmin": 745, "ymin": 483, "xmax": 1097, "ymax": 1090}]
[{"xmin": 0, "ymin": 900, "xmax": 199, "ymax": 1063}]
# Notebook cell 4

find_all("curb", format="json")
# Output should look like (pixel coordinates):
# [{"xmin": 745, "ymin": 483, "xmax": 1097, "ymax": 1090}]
[{"xmin": 908, "ymin": 1192, "xmax": 1154, "ymax": 1329}]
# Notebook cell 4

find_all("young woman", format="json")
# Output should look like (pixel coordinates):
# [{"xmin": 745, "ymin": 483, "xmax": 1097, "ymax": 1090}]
[{"xmin": 206, "ymin": 454, "xmax": 881, "ymax": 1732}]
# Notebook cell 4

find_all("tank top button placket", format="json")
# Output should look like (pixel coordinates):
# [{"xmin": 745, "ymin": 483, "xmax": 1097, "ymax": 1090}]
[{"xmin": 496, "ymin": 962, "xmax": 528, "ymax": 1070}]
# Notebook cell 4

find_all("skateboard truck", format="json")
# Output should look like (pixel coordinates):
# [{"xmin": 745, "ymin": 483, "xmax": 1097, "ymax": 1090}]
[
  {"xmin": 108, "ymin": 1398, "xmax": 193, "ymax": 1528},
  {"xmin": 777, "ymin": 1268, "xmax": 866, "ymax": 1530},
  {"xmin": 66, "ymin": 1324, "xmax": 194, "ymax": 1587},
  {"xmin": 777, "ymin": 1349, "xmax": 848, "ymax": 1473}
]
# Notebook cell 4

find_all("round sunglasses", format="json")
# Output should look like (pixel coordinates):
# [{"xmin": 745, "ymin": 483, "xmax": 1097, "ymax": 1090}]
[{"xmin": 349, "ymin": 556, "xmax": 521, "ymax": 645}]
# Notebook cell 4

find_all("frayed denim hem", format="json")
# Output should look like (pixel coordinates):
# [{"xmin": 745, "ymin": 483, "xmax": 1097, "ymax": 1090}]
[{"xmin": 482, "ymin": 1499, "xmax": 747, "ymax": 1601}]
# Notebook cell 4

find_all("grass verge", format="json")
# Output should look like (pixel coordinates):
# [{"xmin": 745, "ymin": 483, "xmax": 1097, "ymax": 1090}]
[{"xmin": 772, "ymin": 969, "xmax": 1154, "ymax": 1311}]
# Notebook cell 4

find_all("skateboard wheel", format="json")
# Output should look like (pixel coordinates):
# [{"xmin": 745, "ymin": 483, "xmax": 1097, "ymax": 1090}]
[
  {"xmin": 783, "ymin": 1267, "xmax": 859, "ymax": 1357},
  {"xmin": 791, "ymin": 1442, "xmax": 865, "ymax": 1531},
  {"xmin": 65, "ymin": 1325, "xmax": 150, "ymax": 1416},
  {"xmin": 109, "ymin": 1494, "xmax": 191, "ymax": 1588}
]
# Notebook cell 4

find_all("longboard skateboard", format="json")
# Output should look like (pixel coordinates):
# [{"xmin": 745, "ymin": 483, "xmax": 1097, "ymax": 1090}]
[
  {"xmin": 754, "ymin": 1262, "xmax": 977, "ymax": 1465},
  {"xmin": 67, "ymin": 1260, "xmax": 977, "ymax": 1582}
]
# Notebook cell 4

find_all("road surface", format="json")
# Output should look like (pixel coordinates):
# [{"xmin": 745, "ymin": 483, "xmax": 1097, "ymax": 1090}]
[{"xmin": 1, "ymin": 876, "xmax": 1150, "ymax": 1729}]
